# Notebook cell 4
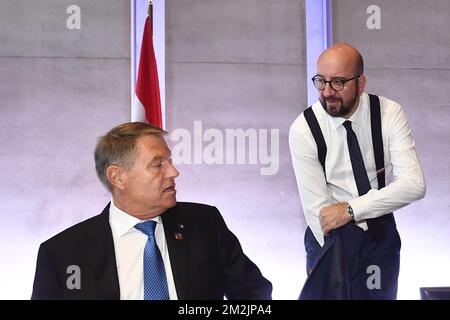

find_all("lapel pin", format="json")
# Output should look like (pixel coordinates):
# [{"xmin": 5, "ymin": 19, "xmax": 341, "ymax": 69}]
[
  {"xmin": 178, "ymin": 224, "xmax": 185, "ymax": 229},
  {"xmin": 175, "ymin": 232, "xmax": 183, "ymax": 240}
]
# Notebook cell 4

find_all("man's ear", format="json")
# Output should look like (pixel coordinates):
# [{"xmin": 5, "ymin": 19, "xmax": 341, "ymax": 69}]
[
  {"xmin": 106, "ymin": 165, "xmax": 126, "ymax": 191},
  {"xmin": 358, "ymin": 75, "xmax": 367, "ymax": 95}
]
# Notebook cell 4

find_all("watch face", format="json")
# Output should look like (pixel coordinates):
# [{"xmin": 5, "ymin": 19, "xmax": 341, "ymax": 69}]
[{"xmin": 347, "ymin": 205, "xmax": 354, "ymax": 219}]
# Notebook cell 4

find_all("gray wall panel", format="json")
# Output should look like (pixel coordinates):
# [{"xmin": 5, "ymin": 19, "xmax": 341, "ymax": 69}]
[
  {"xmin": 167, "ymin": 0, "xmax": 305, "ymax": 64},
  {"xmin": 166, "ymin": 62, "xmax": 305, "ymax": 128},
  {"xmin": 333, "ymin": 0, "xmax": 450, "ymax": 69},
  {"xmin": 0, "ymin": 0, "xmax": 130, "ymax": 58},
  {"xmin": 364, "ymin": 68, "xmax": 450, "ymax": 108},
  {"xmin": 404, "ymin": 105, "xmax": 450, "ymax": 159}
]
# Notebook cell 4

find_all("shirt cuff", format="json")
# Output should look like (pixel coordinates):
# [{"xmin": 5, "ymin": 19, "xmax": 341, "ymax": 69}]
[{"xmin": 347, "ymin": 195, "xmax": 370, "ymax": 221}]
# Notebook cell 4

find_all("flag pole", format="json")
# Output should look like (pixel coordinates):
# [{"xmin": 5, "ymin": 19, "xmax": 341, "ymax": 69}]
[{"xmin": 148, "ymin": 0, "xmax": 153, "ymax": 28}]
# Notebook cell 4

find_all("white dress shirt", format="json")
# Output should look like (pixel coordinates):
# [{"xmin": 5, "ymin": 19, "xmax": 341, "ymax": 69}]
[
  {"xmin": 109, "ymin": 200, "xmax": 178, "ymax": 300},
  {"xmin": 289, "ymin": 92, "xmax": 426, "ymax": 246}
]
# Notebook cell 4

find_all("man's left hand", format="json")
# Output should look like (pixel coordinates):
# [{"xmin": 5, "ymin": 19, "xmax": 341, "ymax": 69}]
[{"xmin": 319, "ymin": 202, "xmax": 352, "ymax": 235}]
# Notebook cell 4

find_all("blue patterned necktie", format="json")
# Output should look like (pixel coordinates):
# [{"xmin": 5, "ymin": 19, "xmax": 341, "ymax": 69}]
[
  {"xmin": 343, "ymin": 121, "xmax": 372, "ymax": 195},
  {"xmin": 343, "ymin": 121, "xmax": 384, "ymax": 234},
  {"xmin": 135, "ymin": 220, "xmax": 169, "ymax": 300}
]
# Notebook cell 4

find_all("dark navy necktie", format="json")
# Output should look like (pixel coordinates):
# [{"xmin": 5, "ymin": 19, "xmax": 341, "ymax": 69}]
[
  {"xmin": 135, "ymin": 220, "xmax": 170, "ymax": 300},
  {"xmin": 343, "ymin": 121, "xmax": 372, "ymax": 195},
  {"xmin": 343, "ymin": 120, "xmax": 384, "ymax": 236}
]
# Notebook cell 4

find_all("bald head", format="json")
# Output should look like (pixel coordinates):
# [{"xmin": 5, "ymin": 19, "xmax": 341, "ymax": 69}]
[
  {"xmin": 315, "ymin": 43, "xmax": 366, "ymax": 119},
  {"xmin": 317, "ymin": 43, "xmax": 364, "ymax": 76}
]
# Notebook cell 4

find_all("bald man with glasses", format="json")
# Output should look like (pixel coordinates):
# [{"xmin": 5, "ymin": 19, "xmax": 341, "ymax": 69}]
[{"xmin": 289, "ymin": 43, "xmax": 426, "ymax": 299}]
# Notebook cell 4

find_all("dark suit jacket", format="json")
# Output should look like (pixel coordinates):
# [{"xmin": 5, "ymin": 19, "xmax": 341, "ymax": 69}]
[
  {"xmin": 31, "ymin": 202, "xmax": 272, "ymax": 300},
  {"xmin": 299, "ymin": 223, "xmax": 367, "ymax": 300},
  {"xmin": 299, "ymin": 215, "xmax": 400, "ymax": 300}
]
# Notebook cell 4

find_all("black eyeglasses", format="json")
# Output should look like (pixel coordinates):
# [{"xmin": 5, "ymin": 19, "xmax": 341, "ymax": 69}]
[{"xmin": 312, "ymin": 75, "xmax": 360, "ymax": 91}]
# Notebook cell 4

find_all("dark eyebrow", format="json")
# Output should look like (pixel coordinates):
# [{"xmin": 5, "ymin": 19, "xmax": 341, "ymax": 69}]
[{"xmin": 315, "ymin": 74, "xmax": 347, "ymax": 80}]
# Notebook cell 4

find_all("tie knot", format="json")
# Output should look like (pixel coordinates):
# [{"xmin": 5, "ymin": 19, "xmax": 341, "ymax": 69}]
[
  {"xmin": 135, "ymin": 220, "xmax": 157, "ymax": 237},
  {"xmin": 343, "ymin": 120, "xmax": 353, "ymax": 131}
]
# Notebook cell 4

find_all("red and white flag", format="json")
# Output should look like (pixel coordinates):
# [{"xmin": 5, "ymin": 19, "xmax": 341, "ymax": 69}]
[{"xmin": 135, "ymin": 16, "xmax": 163, "ymax": 128}]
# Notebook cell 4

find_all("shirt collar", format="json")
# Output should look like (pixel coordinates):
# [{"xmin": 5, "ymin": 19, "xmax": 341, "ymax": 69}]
[
  {"xmin": 327, "ymin": 92, "xmax": 369, "ymax": 130},
  {"xmin": 109, "ymin": 198, "xmax": 162, "ymax": 238}
]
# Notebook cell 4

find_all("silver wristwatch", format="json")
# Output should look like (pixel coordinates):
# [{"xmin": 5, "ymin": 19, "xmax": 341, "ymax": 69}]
[{"xmin": 347, "ymin": 203, "xmax": 355, "ymax": 220}]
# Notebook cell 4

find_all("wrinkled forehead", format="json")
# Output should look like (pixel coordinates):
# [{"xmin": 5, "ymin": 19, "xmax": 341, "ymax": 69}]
[{"xmin": 135, "ymin": 135, "xmax": 171, "ymax": 158}]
